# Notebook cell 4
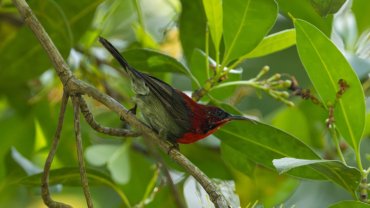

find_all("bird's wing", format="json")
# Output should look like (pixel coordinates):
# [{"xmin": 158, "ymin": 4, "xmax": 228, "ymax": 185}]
[{"xmin": 139, "ymin": 73, "xmax": 192, "ymax": 130}]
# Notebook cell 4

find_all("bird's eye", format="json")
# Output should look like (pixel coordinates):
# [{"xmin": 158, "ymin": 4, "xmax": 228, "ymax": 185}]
[{"xmin": 216, "ymin": 110, "xmax": 227, "ymax": 119}]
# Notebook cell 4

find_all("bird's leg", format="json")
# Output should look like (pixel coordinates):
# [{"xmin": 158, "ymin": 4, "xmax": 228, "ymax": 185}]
[
  {"xmin": 120, "ymin": 104, "xmax": 137, "ymax": 121},
  {"xmin": 167, "ymin": 140, "xmax": 180, "ymax": 154},
  {"xmin": 128, "ymin": 104, "xmax": 137, "ymax": 115}
]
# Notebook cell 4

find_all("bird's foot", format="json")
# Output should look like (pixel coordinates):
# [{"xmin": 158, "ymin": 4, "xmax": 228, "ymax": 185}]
[
  {"xmin": 121, "ymin": 104, "xmax": 137, "ymax": 121},
  {"xmin": 128, "ymin": 104, "xmax": 137, "ymax": 115},
  {"xmin": 167, "ymin": 141, "xmax": 179, "ymax": 155}
]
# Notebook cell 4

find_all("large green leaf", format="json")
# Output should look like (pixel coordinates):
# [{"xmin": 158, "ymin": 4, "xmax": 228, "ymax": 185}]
[
  {"xmin": 215, "ymin": 121, "xmax": 325, "ymax": 179},
  {"xmin": 244, "ymin": 29, "xmax": 296, "ymax": 59},
  {"xmin": 122, "ymin": 49, "xmax": 188, "ymax": 74},
  {"xmin": 222, "ymin": 0, "xmax": 277, "ymax": 63},
  {"xmin": 329, "ymin": 200, "xmax": 370, "ymax": 208},
  {"xmin": 273, "ymin": 157, "xmax": 360, "ymax": 195},
  {"xmin": 295, "ymin": 19, "xmax": 365, "ymax": 151},
  {"xmin": 221, "ymin": 143, "xmax": 255, "ymax": 177},
  {"xmin": 202, "ymin": 0, "xmax": 223, "ymax": 50}
]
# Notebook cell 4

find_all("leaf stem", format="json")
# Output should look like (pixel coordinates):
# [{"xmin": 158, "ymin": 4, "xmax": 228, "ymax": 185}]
[
  {"xmin": 329, "ymin": 127, "xmax": 346, "ymax": 165},
  {"xmin": 205, "ymin": 26, "xmax": 210, "ymax": 79}
]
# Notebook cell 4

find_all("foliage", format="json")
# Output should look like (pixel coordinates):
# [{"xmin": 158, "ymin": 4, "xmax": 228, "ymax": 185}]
[{"xmin": 1, "ymin": 0, "xmax": 370, "ymax": 207}]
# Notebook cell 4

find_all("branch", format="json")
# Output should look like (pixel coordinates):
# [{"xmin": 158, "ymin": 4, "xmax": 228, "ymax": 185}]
[
  {"xmin": 41, "ymin": 92, "xmax": 72, "ymax": 208},
  {"xmin": 12, "ymin": 0, "xmax": 230, "ymax": 207},
  {"xmin": 71, "ymin": 95, "xmax": 93, "ymax": 208},
  {"xmin": 78, "ymin": 96, "xmax": 140, "ymax": 137}
]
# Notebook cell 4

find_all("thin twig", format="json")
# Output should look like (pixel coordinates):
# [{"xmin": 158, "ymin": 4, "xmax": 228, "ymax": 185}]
[
  {"xmin": 78, "ymin": 96, "xmax": 140, "ymax": 137},
  {"xmin": 41, "ymin": 92, "xmax": 72, "ymax": 208},
  {"xmin": 71, "ymin": 95, "xmax": 94, "ymax": 208},
  {"xmin": 12, "ymin": 0, "xmax": 230, "ymax": 207}
]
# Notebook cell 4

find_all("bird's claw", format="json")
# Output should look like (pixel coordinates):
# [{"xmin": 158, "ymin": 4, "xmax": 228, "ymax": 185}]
[{"xmin": 167, "ymin": 141, "xmax": 179, "ymax": 155}]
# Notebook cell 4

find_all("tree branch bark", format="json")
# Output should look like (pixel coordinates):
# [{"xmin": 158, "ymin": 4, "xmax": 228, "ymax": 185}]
[
  {"xmin": 72, "ymin": 95, "xmax": 94, "ymax": 208},
  {"xmin": 41, "ymin": 92, "xmax": 72, "ymax": 208},
  {"xmin": 12, "ymin": 0, "xmax": 230, "ymax": 207}
]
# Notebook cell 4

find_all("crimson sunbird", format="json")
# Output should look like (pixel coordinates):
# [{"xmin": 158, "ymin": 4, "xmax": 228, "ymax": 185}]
[{"xmin": 99, "ymin": 37, "xmax": 250, "ymax": 144}]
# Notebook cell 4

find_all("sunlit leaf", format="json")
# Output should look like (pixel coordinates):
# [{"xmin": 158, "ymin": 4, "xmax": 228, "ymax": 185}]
[
  {"xmin": 295, "ymin": 19, "xmax": 366, "ymax": 151},
  {"xmin": 273, "ymin": 157, "xmax": 360, "ymax": 195},
  {"xmin": 223, "ymin": 0, "xmax": 277, "ymax": 63},
  {"xmin": 202, "ymin": 0, "xmax": 223, "ymax": 50},
  {"xmin": 244, "ymin": 29, "xmax": 296, "ymax": 59}
]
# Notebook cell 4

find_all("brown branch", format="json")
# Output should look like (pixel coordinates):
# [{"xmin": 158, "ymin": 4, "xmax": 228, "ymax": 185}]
[
  {"xmin": 78, "ymin": 96, "xmax": 141, "ymax": 137},
  {"xmin": 71, "ymin": 95, "xmax": 93, "ymax": 208},
  {"xmin": 41, "ymin": 92, "xmax": 72, "ymax": 208},
  {"xmin": 12, "ymin": 0, "xmax": 230, "ymax": 207}
]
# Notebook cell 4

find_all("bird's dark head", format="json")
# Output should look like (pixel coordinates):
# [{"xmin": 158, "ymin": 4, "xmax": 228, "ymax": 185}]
[{"xmin": 205, "ymin": 106, "xmax": 249, "ymax": 130}]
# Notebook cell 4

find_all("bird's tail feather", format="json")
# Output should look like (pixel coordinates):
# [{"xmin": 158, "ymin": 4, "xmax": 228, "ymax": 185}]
[{"xmin": 99, "ymin": 36, "xmax": 139, "ymax": 76}]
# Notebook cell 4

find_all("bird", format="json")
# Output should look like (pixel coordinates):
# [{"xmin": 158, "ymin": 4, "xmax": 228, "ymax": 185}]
[{"xmin": 99, "ymin": 37, "xmax": 251, "ymax": 145}]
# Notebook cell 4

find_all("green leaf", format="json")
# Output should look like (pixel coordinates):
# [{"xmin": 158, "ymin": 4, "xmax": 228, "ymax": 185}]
[
  {"xmin": 222, "ymin": 0, "xmax": 277, "ymax": 63},
  {"xmin": 244, "ymin": 29, "xmax": 296, "ymax": 59},
  {"xmin": 122, "ymin": 49, "xmax": 188, "ymax": 74},
  {"xmin": 85, "ymin": 143, "xmax": 131, "ymax": 185},
  {"xmin": 277, "ymin": 0, "xmax": 333, "ymax": 36},
  {"xmin": 271, "ymin": 107, "xmax": 311, "ymax": 146},
  {"xmin": 309, "ymin": 0, "xmax": 346, "ymax": 17},
  {"xmin": 107, "ymin": 143, "xmax": 131, "ymax": 185},
  {"xmin": 329, "ymin": 200, "xmax": 370, "ymax": 208},
  {"xmin": 273, "ymin": 157, "xmax": 361, "ymax": 195},
  {"xmin": 221, "ymin": 143, "xmax": 255, "ymax": 177},
  {"xmin": 179, "ymin": 0, "xmax": 207, "ymax": 61},
  {"xmin": 215, "ymin": 121, "xmax": 325, "ymax": 179},
  {"xmin": 295, "ymin": 19, "xmax": 366, "ymax": 151},
  {"xmin": 85, "ymin": 144, "xmax": 120, "ymax": 167},
  {"xmin": 181, "ymin": 144, "xmax": 232, "ymax": 179},
  {"xmin": 202, "ymin": 0, "xmax": 223, "ymax": 50},
  {"xmin": 352, "ymin": 0, "xmax": 370, "ymax": 34}
]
